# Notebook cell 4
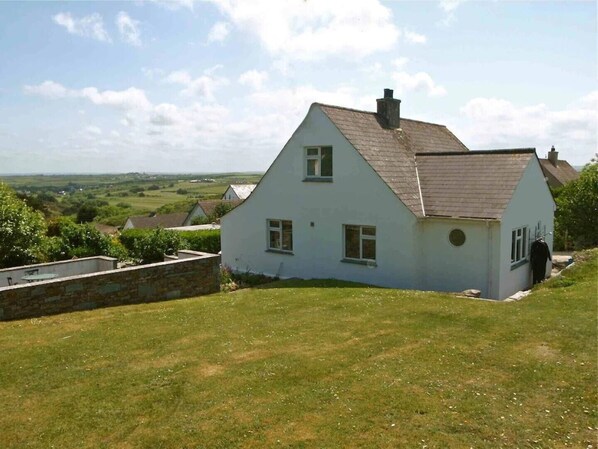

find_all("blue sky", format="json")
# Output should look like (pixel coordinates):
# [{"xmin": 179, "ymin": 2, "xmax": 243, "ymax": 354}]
[{"xmin": 0, "ymin": 0, "xmax": 595, "ymax": 174}]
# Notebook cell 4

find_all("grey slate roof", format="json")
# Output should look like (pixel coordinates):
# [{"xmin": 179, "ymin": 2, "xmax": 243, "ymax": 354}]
[
  {"xmin": 127, "ymin": 212, "xmax": 188, "ymax": 229},
  {"xmin": 416, "ymin": 149, "xmax": 535, "ymax": 219},
  {"xmin": 318, "ymin": 104, "xmax": 469, "ymax": 217},
  {"xmin": 539, "ymin": 158, "xmax": 579, "ymax": 188}
]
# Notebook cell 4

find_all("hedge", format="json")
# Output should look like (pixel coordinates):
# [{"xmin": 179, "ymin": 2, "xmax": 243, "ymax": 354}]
[{"xmin": 119, "ymin": 228, "xmax": 221, "ymax": 257}]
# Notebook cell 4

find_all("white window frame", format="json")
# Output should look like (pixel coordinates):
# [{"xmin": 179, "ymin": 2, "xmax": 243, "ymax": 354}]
[
  {"xmin": 267, "ymin": 219, "xmax": 293, "ymax": 253},
  {"xmin": 343, "ymin": 224, "xmax": 376, "ymax": 262},
  {"xmin": 511, "ymin": 225, "xmax": 529, "ymax": 265},
  {"xmin": 305, "ymin": 146, "xmax": 333, "ymax": 179}
]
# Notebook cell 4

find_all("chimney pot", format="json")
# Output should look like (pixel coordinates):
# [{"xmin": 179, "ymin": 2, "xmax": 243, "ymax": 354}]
[
  {"xmin": 377, "ymin": 88, "xmax": 401, "ymax": 129},
  {"xmin": 548, "ymin": 145, "xmax": 559, "ymax": 166}
]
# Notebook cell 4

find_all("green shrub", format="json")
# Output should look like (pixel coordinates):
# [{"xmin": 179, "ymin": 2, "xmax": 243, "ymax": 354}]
[
  {"xmin": 178, "ymin": 230, "xmax": 221, "ymax": 253},
  {"xmin": 46, "ymin": 218, "xmax": 127, "ymax": 261},
  {"xmin": 0, "ymin": 183, "xmax": 48, "ymax": 268},
  {"xmin": 135, "ymin": 228, "xmax": 182, "ymax": 264}
]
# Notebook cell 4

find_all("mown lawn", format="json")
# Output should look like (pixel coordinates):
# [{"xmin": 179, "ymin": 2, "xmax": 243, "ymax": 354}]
[{"xmin": 0, "ymin": 252, "xmax": 596, "ymax": 448}]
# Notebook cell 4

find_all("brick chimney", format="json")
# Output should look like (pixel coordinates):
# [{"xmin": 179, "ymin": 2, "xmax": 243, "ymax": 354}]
[
  {"xmin": 377, "ymin": 88, "xmax": 401, "ymax": 129},
  {"xmin": 547, "ymin": 145, "xmax": 559, "ymax": 166}
]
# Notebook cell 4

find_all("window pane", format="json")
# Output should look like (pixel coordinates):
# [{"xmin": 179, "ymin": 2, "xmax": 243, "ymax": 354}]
[
  {"xmin": 282, "ymin": 221, "xmax": 293, "ymax": 251},
  {"xmin": 522, "ymin": 228, "xmax": 528, "ymax": 258},
  {"xmin": 345, "ymin": 225, "xmax": 360, "ymax": 259},
  {"xmin": 362, "ymin": 238, "xmax": 376, "ymax": 260},
  {"xmin": 269, "ymin": 230, "xmax": 280, "ymax": 249},
  {"xmin": 516, "ymin": 238, "xmax": 521, "ymax": 261},
  {"xmin": 362, "ymin": 226, "xmax": 376, "ymax": 236},
  {"xmin": 511, "ymin": 230, "xmax": 516, "ymax": 262},
  {"xmin": 307, "ymin": 148, "xmax": 319, "ymax": 156},
  {"xmin": 307, "ymin": 159, "xmax": 318, "ymax": 176},
  {"xmin": 321, "ymin": 146, "xmax": 333, "ymax": 177},
  {"xmin": 269, "ymin": 220, "xmax": 280, "ymax": 229}
]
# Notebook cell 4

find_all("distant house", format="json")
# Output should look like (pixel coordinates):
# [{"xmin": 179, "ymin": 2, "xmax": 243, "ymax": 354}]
[
  {"xmin": 222, "ymin": 89, "xmax": 555, "ymax": 300},
  {"xmin": 123, "ymin": 213, "xmax": 188, "ymax": 230},
  {"xmin": 183, "ymin": 199, "xmax": 242, "ymax": 225},
  {"xmin": 222, "ymin": 184, "xmax": 256, "ymax": 201},
  {"xmin": 539, "ymin": 146, "xmax": 579, "ymax": 188}
]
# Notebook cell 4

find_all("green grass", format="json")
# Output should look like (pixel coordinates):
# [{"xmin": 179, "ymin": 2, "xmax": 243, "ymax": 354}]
[{"xmin": 0, "ymin": 251, "xmax": 596, "ymax": 448}]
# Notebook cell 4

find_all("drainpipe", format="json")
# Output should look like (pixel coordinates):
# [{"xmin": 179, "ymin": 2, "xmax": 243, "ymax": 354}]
[{"xmin": 486, "ymin": 220, "xmax": 493, "ymax": 298}]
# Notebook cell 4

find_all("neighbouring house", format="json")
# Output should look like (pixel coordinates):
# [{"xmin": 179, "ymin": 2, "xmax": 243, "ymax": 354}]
[
  {"xmin": 222, "ymin": 184, "xmax": 257, "ymax": 201},
  {"xmin": 183, "ymin": 199, "xmax": 242, "ymax": 225},
  {"xmin": 221, "ymin": 89, "xmax": 555, "ymax": 300},
  {"xmin": 123, "ymin": 212, "xmax": 188, "ymax": 230},
  {"xmin": 539, "ymin": 146, "xmax": 580, "ymax": 188}
]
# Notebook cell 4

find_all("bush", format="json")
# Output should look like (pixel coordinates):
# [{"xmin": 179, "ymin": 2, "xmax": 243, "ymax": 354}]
[
  {"xmin": 147, "ymin": 184, "xmax": 161, "ymax": 191},
  {"xmin": 46, "ymin": 218, "xmax": 127, "ymax": 261},
  {"xmin": 0, "ymin": 183, "xmax": 48, "ymax": 268},
  {"xmin": 178, "ymin": 230, "xmax": 221, "ymax": 253},
  {"xmin": 134, "ymin": 228, "xmax": 182, "ymax": 264},
  {"xmin": 176, "ymin": 188, "xmax": 188, "ymax": 195},
  {"xmin": 554, "ymin": 164, "xmax": 598, "ymax": 250}
]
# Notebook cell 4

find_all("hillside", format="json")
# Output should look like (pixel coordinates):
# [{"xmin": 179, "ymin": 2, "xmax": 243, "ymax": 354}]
[{"xmin": 0, "ymin": 251, "xmax": 596, "ymax": 448}]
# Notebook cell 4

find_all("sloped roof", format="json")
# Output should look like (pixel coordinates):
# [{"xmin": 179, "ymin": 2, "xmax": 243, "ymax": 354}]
[
  {"xmin": 539, "ymin": 158, "xmax": 579, "ymax": 188},
  {"xmin": 195, "ymin": 199, "xmax": 243, "ymax": 217},
  {"xmin": 318, "ymin": 104, "xmax": 469, "ymax": 217},
  {"xmin": 416, "ymin": 149, "xmax": 535, "ymax": 219},
  {"xmin": 126, "ymin": 213, "xmax": 188, "ymax": 229},
  {"xmin": 226, "ymin": 184, "xmax": 256, "ymax": 200}
]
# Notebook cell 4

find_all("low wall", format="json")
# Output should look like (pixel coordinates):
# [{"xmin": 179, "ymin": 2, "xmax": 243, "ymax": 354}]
[
  {"xmin": 0, "ymin": 257, "xmax": 118, "ymax": 288},
  {"xmin": 0, "ymin": 252, "xmax": 220, "ymax": 321}
]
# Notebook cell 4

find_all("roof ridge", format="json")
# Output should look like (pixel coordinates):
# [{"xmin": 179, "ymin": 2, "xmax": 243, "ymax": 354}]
[
  {"xmin": 416, "ymin": 148, "xmax": 536, "ymax": 156},
  {"xmin": 315, "ymin": 102, "xmax": 449, "ymax": 128}
]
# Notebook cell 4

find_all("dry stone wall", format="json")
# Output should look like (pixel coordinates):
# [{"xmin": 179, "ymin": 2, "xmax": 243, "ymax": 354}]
[{"xmin": 0, "ymin": 253, "xmax": 220, "ymax": 321}]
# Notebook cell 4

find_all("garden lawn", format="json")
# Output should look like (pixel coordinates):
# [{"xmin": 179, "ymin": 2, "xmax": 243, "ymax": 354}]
[{"xmin": 0, "ymin": 251, "xmax": 596, "ymax": 448}]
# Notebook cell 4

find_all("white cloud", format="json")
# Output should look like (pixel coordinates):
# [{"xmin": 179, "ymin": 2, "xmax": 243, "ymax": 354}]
[
  {"xmin": 208, "ymin": 0, "xmax": 399, "ymax": 61},
  {"xmin": 393, "ymin": 71, "xmax": 447, "ymax": 97},
  {"xmin": 52, "ymin": 12, "xmax": 111, "ymax": 42},
  {"xmin": 23, "ymin": 81, "xmax": 151, "ymax": 111},
  {"xmin": 84, "ymin": 125, "xmax": 102, "ymax": 135},
  {"xmin": 23, "ymin": 80, "xmax": 69, "ymax": 98},
  {"xmin": 457, "ymin": 92, "xmax": 598, "ymax": 163},
  {"xmin": 238, "ymin": 70, "xmax": 269, "ymax": 91},
  {"xmin": 438, "ymin": 0, "xmax": 466, "ymax": 26},
  {"xmin": 207, "ymin": 21, "xmax": 230, "ymax": 43},
  {"xmin": 404, "ymin": 30, "xmax": 427, "ymax": 44},
  {"xmin": 164, "ymin": 70, "xmax": 228, "ymax": 100},
  {"xmin": 392, "ymin": 57, "xmax": 409, "ymax": 69},
  {"xmin": 147, "ymin": 0, "xmax": 198, "ymax": 10},
  {"xmin": 116, "ymin": 11, "xmax": 142, "ymax": 47}
]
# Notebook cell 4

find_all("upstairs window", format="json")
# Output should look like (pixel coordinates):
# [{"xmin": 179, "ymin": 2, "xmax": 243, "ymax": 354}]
[
  {"xmin": 267, "ymin": 219, "xmax": 293, "ymax": 253},
  {"xmin": 305, "ymin": 146, "xmax": 333, "ymax": 179},
  {"xmin": 344, "ymin": 225, "xmax": 376, "ymax": 261},
  {"xmin": 511, "ymin": 226, "xmax": 529, "ymax": 265}
]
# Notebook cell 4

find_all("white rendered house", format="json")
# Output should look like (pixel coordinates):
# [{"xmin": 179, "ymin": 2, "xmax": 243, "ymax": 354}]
[
  {"xmin": 221, "ymin": 89, "xmax": 555, "ymax": 300},
  {"xmin": 222, "ymin": 184, "xmax": 256, "ymax": 201}
]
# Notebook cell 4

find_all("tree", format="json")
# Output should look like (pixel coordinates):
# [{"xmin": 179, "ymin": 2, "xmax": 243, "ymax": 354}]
[
  {"xmin": 555, "ymin": 164, "xmax": 598, "ymax": 249},
  {"xmin": 0, "ymin": 183, "xmax": 48, "ymax": 268},
  {"xmin": 76, "ymin": 203, "xmax": 99, "ymax": 223}
]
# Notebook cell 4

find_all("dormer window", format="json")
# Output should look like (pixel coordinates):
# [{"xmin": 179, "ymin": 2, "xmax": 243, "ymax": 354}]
[{"xmin": 305, "ymin": 146, "xmax": 332, "ymax": 180}]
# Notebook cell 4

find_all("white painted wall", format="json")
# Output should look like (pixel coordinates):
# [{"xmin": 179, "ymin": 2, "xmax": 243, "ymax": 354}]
[
  {"xmin": 222, "ymin": 187, "xmax": 240, "ymax": 201},
  {"xmin": 183, "ymin": 203, "xmax": 207, "ymax": 226},
  {"xmin": 0, "ymin": 257, "xmax": 117, "ymax": 288},
  {"xmin": 222, "ymin": 105, "xmax": 421, "ymax": 289},
  {"xmin": 498, "ymin": 159, "xmax": 555, "ymax": 299},
  {"xmin": 417, "ymin": 218, "xmax": 501, "ymax": 298}
]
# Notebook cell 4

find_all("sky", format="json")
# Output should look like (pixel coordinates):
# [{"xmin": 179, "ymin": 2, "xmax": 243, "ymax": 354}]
[{"xmin": 0, "ymin": 0, "xmax": 595, "ymax": 174}]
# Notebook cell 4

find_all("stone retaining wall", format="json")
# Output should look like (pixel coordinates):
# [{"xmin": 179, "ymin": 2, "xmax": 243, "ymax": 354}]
[{"xmin": 0, "ymin": 252, "xmax": 220, "ymax": 321}]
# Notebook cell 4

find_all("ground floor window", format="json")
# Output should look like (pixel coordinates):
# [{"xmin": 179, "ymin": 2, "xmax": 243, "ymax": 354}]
[
  {"xmin": 511, "ymin": 226, "xmax": 529, "ymax": 264},
  {"xmin": 267, "ymin": 219, "xmax": 293, "ymax": 252},
  {"xmin": 344, "ymin": 225, "xmax": 376, "ymax": 261}
]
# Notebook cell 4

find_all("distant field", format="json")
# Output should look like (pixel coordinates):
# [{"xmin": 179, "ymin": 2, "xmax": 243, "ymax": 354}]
[
  {"xmin": 0, "ymin": 173, "xmax": 262, "ymax": 218},
  {"xmin": 0, "ymin": 250, "xmax": 595, "ymax": 448}
]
